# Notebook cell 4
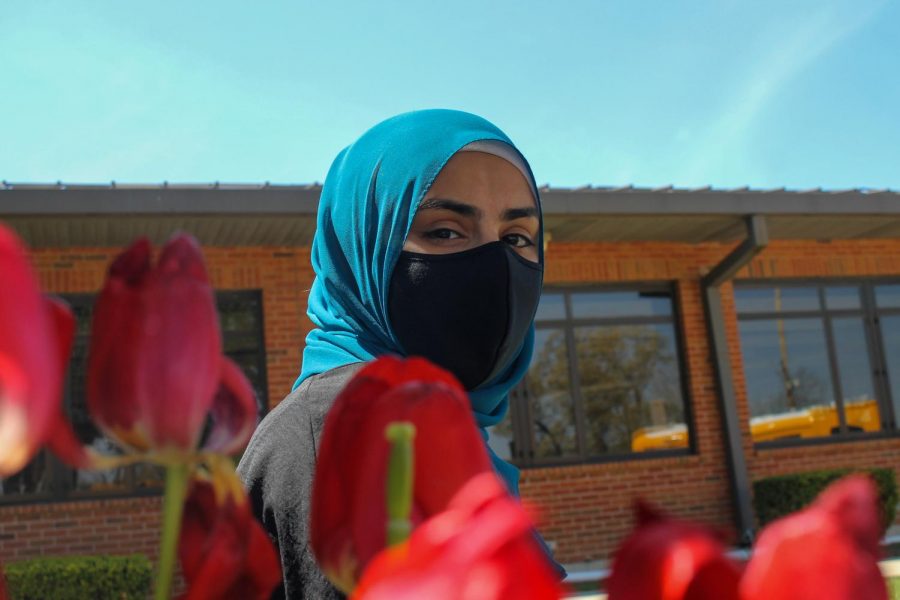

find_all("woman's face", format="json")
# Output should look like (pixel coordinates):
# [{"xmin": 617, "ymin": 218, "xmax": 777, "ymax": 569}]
[{"xmin": 403, "ymin": 151, "xmax": 540, "ymax": 263}]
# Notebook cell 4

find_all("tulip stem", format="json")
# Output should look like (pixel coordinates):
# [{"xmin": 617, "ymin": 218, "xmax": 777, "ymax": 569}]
[
  {"xmin": 154, "ymin": 462, "xmax": 190, "ymax": 600},
  {"xmin": 385, "ymin": 422, "xmax": 416, "ymax": 547}
]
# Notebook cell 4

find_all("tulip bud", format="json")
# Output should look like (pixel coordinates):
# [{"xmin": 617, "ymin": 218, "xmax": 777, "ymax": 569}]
[
  {"xmin": 740, "ymin": 475, "xmax": 888, "ymax": 600},
  {"xmin": 87, "ymin": 234, "xmax": 223, "ymax": 453},
  {"xmin": 310, "ymin": 356, "xmax": 494, "ymax": 593},
  {"xmin": 607, "ymin": 501, "xmax": 741, "ymax": 600},
  {"xmin": 179, "ymin": 476, "xmax": 282, "ymax": 600}
]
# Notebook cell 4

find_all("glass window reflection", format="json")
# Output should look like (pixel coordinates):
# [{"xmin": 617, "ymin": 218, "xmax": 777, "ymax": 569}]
[
  {"xmin": 570, "ymin": 290, "xmax": 672, "ymax": 319},
  {"xmin": 736, "ymin": 282, "xmax": 889, "ymax": 445},
  {"xmin": 525, "ymin": 329, "xmax": 579, "ymax": 458},
  {"xmin": 575, "ymin": 324, "xmax": 685, "ymax": 455},
  {"xmin": 517, "ymin": 286, "xmax": 690, "ymax": 464}
]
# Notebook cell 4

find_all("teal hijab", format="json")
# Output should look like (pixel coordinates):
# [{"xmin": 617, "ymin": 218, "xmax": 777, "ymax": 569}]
[{"xmin": 294, "ymin": 109, "xmax": 543, "ymax": 496}]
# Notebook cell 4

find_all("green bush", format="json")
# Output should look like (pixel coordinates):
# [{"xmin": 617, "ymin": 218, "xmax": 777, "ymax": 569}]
[
  {"xmin": 753, "ymin": 468, "xmax": 898, "ymax": 534},
  {"xmin": 3, "ymin": 554, "xmax": 152, "ymax": 600}
]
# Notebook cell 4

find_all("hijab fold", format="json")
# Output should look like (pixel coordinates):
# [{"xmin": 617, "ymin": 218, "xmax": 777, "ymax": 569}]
[{"xmin": 295, "ymin": 109, "xmax": 544, "ymax": 496}]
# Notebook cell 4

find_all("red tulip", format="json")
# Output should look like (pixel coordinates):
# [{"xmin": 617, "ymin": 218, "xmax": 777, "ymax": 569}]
[
  {"xmin": 607, "ymin": 502, "xmax": 742, "ymax": 600},
  {"xmin": 310, "ymin": 356, "xmax": 495, "ymax": 593},
  {"xmin": 740, "ymin": 475, "xmax": 887, "ymax": 600},
  {"xmin": 178, "ymin": 476, "xmax": 282, "ymax": 600},
  {"xmin": 0, "ymin": 223, "xmax": 87, "ymax": 475},
  {"xmin": 86, "ymin": 234, "xmax": 257, "ymax": 455},
  {"xmin": 352, "ymin": 472, "xmax": 565, "ymax": 600}
]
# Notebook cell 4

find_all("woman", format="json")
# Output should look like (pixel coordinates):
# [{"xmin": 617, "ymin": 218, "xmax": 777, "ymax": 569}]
[{"xmin": 237, "ymin": 109, "xmax": 564, "ymax": 599}]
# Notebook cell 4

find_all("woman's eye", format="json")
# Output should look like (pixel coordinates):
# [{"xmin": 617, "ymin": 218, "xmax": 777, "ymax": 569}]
[
  {"xmin": 424, "ymin": 228, "xmax": 462, "ymax": 240},
  {"xmin": 503, "ymin": 233, "xmax": 535, "ymax": 248}
]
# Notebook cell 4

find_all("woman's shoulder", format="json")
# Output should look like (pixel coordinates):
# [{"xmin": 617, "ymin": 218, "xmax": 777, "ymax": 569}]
[{"xmin": 237, "ymin": 362, "xmax": 366, "ymax": 476}]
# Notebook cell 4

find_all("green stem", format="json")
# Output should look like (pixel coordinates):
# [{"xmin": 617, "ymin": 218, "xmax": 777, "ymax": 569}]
[
  {"xmin": 385, "ymin": 422, "xmax": 416, "ymax": 547},
  {"xmin": 154, "ymin": 463, "xmax": 190, "ymax": 600}
]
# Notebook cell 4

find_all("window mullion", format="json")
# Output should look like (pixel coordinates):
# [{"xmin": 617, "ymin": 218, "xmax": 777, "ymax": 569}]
[
  {"xmin": 863, "ymin": 283, "xmax": 894, "ymax": 430},
  {"xmin": 564, "ymin": 293, "xmax": 589, "ymax": 460},
  {"xmin": 820, "ymin": 287, "xmax": 847, "ymax": 434}
]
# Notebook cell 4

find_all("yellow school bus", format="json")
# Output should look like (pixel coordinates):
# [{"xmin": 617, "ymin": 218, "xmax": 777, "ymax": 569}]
[{"xmin": 630, "ymin": 398, "xmax": 881, "ymax": 452}]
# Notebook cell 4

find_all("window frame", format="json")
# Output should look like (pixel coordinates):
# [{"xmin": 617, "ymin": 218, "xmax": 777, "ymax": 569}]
[
  {"xmin": 0, "ymin": 289, "xmax": 269, "ymax": 506},
  {"xmin": 734, "ymin": 277, "xmax": 900, "ymax": 450},
  {"xmin": 508, "ymin": 282, "xmax": 696, "ymax": 468}
]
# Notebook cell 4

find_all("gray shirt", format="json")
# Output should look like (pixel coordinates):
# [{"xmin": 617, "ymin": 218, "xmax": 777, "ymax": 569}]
[
  {"xmin": 237, "ymin": 362, "xmax": 364, "ymax": 600},
  {"xmin": 237, "ymin": 361, "xmax": 566, "ymax": 599}
]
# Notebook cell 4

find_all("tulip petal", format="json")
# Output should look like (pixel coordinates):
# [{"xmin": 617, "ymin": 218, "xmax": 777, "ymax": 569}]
[
  {"xmin": 40, "ymin": 297, "xmax": 92, "ymax": 469},
  {"xmin": 178, "ymin": 477, "xmax": 281, "ymax": 600},
  {"xmin": 201, "ymin": 358, "xmax": 259, "ymax": 455},
  {"xmin": 88, "ymin": 234, "xmax": 222, "ymax": 452},
  {"xmin": 157, "ymin": 233, "xmax": 212, "ymax": 285},
  {"xmin": 607, "ymin": 501, "xmax": 741, "ymax": 600},
  {"xmin": 0, "ymin": 225, "xmax": 69, "ymax": 476},
  {"xmin": 109, "ymin": 236, "xmax": 152, "ymax": 284},
  {"xmin": 740, "ymin": 475, "xmax": 888, "ymax": 600},
  {"xmin": 87, "ymin": 237, "xmax": 153, "ymax": 449},
  {"xmin": 352, "ymin": 472, "xmax": 564, "ymax": 600},
  {"xmin": 143, "ymin": 235, "xmax": 222, "ymax": 450}
]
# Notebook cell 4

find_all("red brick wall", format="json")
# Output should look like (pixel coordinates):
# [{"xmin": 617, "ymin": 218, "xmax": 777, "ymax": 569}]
[
  {"xmin": 3, "ymin": 239, "xmax": 900, "ymax": 568},
  {"xmin": 0, "ymin": 498, "xmax": 160, "ymax": 561}
]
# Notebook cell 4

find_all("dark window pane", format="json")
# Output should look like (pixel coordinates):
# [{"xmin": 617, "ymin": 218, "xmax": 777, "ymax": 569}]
[
  {"xmin": 735, "ymin": 286, "xmax": 819, "ymax": 314},
  {"xmin": 875, "ymin": 285, "xmax": 900, "ymax": 309},
  {"xmin": 881, "ymin": 315, "xmax": 900, "ymax": 427},
  {"xmin": 830, "ymin": 318, "xmax": 881, "ymax": 432},
  {"xmin": 217, "ymin": 291, "xmax": 267, "ymax": 414},
  {"xmin": 534, "ymin": 293, "xmax": 565, "ymax": 321},
  {"xmin": 228, "ymin": 351, "xmax": 266, "ymax": 415},
  {"xmin": 524, "ymin": 329, "xmax": 578, "ymax": 458},
  {"xmin": 825, "ymin": 286, "xmax": 862, "ymax": 311},
  {"xmin": 223, "ymin": 333, "xmax": 261, "ymax": 354},
  {"xmin": 570, "ymin": 290, "xmax": 672, "ymax": 319},
  {"xmin": 219, "ymin": 308, "xmax": 259, "ymax": 334},
  {"xmin": 738, "ymin": 318, "xmax": 835, "ymax": 442},
  {"xmin": 0, "ymin": 450, "xmax": 55, "ymax": 497},
  {"xmin": 574, "ymin": 324, "xmax": 687, "ymax": 455}
]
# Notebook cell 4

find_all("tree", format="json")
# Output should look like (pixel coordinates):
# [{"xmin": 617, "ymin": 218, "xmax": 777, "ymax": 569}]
[{"xmin": 512, "ymin": 325, "xmax": 684, "ymax": 458}]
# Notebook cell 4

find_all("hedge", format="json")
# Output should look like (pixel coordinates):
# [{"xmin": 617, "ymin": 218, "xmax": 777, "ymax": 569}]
[
  {"xmin": 753, "ymin": 468, "xmax": 898, "ymax": 534},
  {"xmin": 3, "ymin": 555, "xmax": 152, "ymax": 600}
]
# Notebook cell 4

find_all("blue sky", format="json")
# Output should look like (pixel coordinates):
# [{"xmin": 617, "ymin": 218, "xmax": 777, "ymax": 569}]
[{"xmin": 2, "ymin": 0, "xmax": 898, "ymax": 189}]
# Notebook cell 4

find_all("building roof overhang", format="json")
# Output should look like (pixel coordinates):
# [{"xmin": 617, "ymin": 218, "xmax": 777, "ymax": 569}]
[{"xmin": 2, "ymin": 183, "xmax": 899, "ymax": 247}]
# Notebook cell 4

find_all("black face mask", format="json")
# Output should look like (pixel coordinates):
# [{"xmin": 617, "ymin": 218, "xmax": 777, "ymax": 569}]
[{"xmin": 388, "ymin": 241, "xmax": 542, "ymax": 390}]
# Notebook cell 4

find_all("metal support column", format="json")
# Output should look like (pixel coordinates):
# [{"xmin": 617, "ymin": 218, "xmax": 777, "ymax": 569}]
[{"xmin": 700, "ymin": 214, "xmax": 768, "ymax": 545}]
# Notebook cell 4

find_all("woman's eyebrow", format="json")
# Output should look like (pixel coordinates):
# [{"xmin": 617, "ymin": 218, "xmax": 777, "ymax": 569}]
[
  {"xmin": 418, "ymin": 197, "xmax": 481, "ymax": 217},
  {"xmin": 502, "ymin": 206, "xmax": 539, "ymax": 221}
]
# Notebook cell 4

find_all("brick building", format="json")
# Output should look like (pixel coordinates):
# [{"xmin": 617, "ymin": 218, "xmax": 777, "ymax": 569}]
[{"xmin": 2, "ymin": 183, "xmax": 900, "ymax": 569}]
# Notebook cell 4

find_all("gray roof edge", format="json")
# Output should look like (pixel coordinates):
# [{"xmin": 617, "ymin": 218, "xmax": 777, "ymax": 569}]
[
  {"xmin": 2, "ymin": 182, "xmax": 899, "ymax": 216},
  {"xmin": 0, "ymin": 186, "xmax": 321, "ymax": 215}
]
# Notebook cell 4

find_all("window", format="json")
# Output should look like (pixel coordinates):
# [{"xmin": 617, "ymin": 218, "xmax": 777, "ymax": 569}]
[
  {"xmin": 495, "ymin": 285, "xmax": 692, "ymax": 466},
  {"xmin": 734, "ymin": 281, "xmax": 897, "ymax": 446},
  {"xmin": 0, "ymin": 290, "xmax": 268, "ymax": 502}
]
